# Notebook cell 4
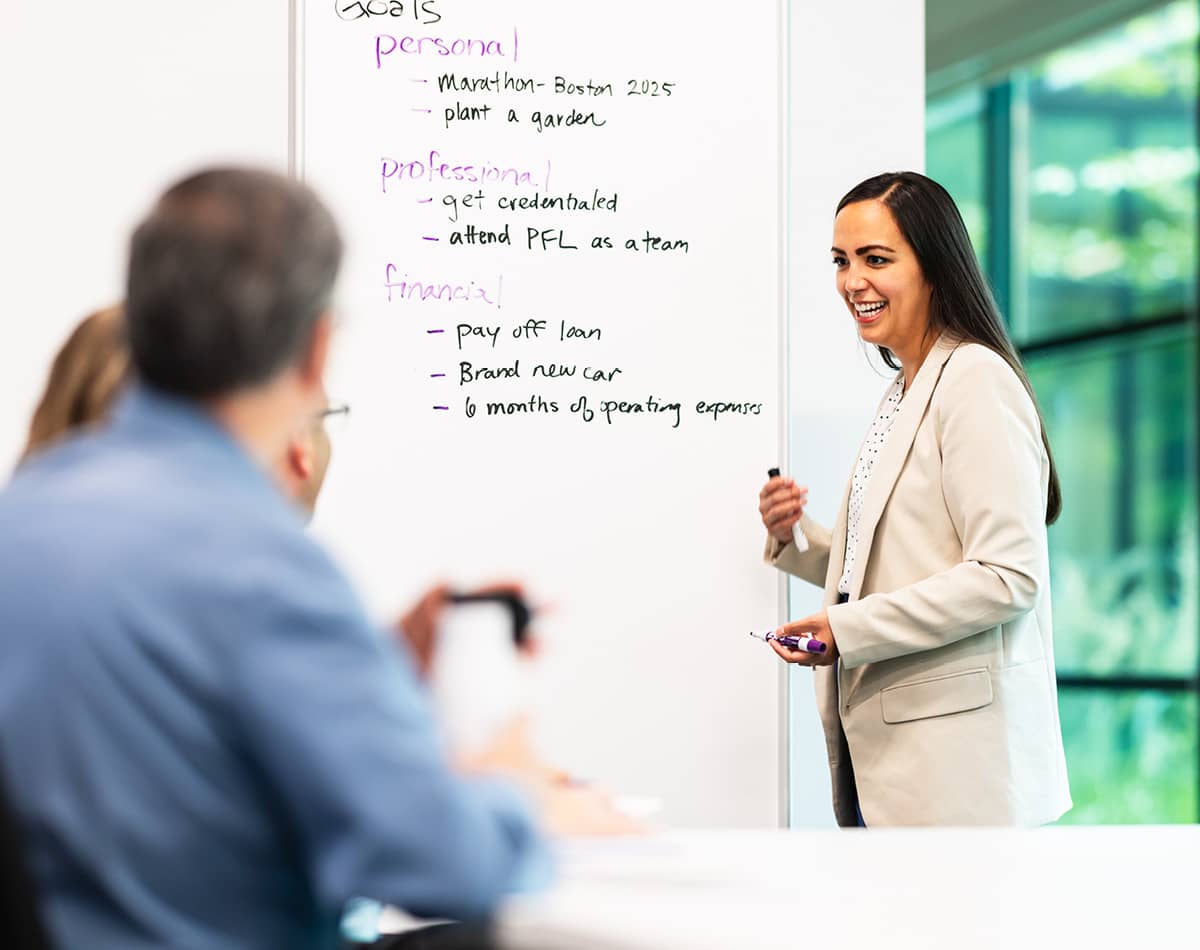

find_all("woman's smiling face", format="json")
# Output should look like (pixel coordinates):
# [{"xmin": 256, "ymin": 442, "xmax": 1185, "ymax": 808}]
[{"xmin": 832, "ymin": 199, "xmax": 933, "ymax": 360}]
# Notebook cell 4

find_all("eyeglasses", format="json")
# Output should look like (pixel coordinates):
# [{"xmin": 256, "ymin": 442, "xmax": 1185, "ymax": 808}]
[{"xmin": 316, "ymin": 402, "xmax": 351, "ymax": 436}]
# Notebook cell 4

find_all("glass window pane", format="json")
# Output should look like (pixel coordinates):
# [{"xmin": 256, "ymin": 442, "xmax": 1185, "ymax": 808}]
[
  {"xmin": 1012, "ymin": 0, "xmax": 1198, "ymax": 344},
  {"xmin": 1028, "ymin": 329, "xmax": 1198, "ymax": 677},
  {"xmin": 926, "ymin": 87, "xmax": 988, "ymax": 265},
  {"xmin": 1056, "ymin": 687, "xmax": 1197, "ymax": 824}
]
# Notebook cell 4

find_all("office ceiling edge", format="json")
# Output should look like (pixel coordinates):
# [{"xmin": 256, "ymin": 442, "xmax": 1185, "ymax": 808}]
[{"xmin": 927, "ymin": 0, "xmax": 1169, "ymax": 96}]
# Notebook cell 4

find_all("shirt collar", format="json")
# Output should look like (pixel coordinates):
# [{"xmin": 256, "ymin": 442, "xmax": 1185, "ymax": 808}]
[{"xmin": 111, "ymin": 383, "xmax": 278, "ymax": 495}]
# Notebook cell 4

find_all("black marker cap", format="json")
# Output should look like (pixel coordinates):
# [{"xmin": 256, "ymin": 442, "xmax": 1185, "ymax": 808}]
[
  {"xmin": 448, "ymin": 591, "xmax": 533, "ymax": 646},
  {"xmin": 767, "ymin": 467, "xmax": 781, "ymax": 478}
]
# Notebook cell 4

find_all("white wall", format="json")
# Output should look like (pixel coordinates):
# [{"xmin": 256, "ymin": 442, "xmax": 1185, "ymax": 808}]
[
  {"xmin": 785, "ymin": 1, "xmax": 926, "ymax": 825},
  {"xmin": 0, "ymin": 0, "xmax": 289, "ymax": 470}
]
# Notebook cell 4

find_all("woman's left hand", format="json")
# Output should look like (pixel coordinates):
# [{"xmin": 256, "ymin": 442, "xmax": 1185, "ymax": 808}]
[{"xmin": 769, "ymin": 610, "xmax": 839, "ymax": 667}]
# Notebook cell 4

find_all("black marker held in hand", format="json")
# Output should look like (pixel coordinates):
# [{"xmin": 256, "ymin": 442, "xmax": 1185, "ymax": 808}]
[
  {"xmin": 448, "ymin": 590, "xmax": 532, "ymax": 647},
  {"xmin": 767, "ymin": 467, "xmax": 809, "ymax": 553}
]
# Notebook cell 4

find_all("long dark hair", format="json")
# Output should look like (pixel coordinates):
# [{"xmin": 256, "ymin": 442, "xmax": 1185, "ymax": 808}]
[{"xmin": 837, "ymin": 171, "xmax": 1061, "ymax": 525}]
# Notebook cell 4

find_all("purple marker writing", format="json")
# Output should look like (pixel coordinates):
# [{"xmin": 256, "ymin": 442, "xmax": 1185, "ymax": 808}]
[
  {"xmin": 748, "ymin": 630, "xmax": 827, "ymax": 654},
  {"xmin": 375, "ymin": 32, "xmax": 516, "ymax": 70},
  {"xmin": 380, "ymin": 152, "xmax": 549, "ymax": 195}
]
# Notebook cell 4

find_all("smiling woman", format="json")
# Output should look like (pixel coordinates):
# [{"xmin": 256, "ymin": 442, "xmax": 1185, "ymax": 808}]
[{"xmin": 756, "ymin": 171, "xmax": 1072, "ymax": 828}]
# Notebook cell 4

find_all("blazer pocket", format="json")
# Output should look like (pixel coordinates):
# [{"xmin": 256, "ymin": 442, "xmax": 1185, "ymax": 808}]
[{"xmin": 880, "ymin": 669, "xmax": 993, "ymax": 724}]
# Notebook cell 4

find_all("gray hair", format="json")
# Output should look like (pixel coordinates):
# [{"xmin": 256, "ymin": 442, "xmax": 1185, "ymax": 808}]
[{"xmin": 126, "ymin": 167, "xmax": 342, "ymax": 398}]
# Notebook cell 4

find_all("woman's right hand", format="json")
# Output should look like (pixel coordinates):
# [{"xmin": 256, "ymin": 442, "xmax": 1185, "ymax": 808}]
[{"xmin": 758, "ymin": 476, "xmax": 808, "ymax": 545}]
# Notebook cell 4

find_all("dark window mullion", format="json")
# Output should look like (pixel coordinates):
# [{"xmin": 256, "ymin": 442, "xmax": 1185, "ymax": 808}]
[
  {"xmin": 985, "ymin": 80, "xmax": 1013, "ymax": 326},
  {"xmin": 1192, "ymin": 0, "xmax": 1200, "ymax": 826},
  {"xmin": 1113, "ymin": 116, "xmax": 1141, "ymax": 551},
  {"xmin": 1018, "ymin": 311, "xmax": 1193, "ymax": 356},
  {"xmin": 1058, "ymin": 675, "xmax": 1200, "ymax": 692}
]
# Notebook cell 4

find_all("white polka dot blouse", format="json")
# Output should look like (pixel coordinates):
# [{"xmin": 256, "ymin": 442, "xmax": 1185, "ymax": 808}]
[{"xmin": 838, "ymin": 377, "xmax": 905, "ymax": 596}]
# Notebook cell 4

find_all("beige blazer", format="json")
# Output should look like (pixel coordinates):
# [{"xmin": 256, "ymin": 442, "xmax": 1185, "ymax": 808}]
[{"xmin": 767, "ymin": 336, "xmax": 1071, "ymax": 826}]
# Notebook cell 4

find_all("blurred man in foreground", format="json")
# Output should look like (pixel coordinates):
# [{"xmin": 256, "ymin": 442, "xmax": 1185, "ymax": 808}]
[{"xmin": 0, "ymin": 168, "xmax": 603, "ymax": 950}]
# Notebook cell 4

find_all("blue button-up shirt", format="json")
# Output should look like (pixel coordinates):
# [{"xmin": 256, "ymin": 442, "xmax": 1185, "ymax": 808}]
[{"xmin": 0, "ymin": 386, "xmax": 544, "ymax": 950}]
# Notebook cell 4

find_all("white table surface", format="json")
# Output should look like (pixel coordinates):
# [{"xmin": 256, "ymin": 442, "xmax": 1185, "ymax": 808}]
[{"xmin": 495, "ymin": 826, "xmax": 1200, "ymax": 950}]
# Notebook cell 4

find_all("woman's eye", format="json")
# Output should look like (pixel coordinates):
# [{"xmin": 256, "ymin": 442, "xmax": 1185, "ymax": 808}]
[
  {"xmin": 832, "ymin": 256, "xmax": 847, "ymax": 267},
  {"xmin": 866, "ymin": 255, "xmax": 888, "ymax": 265}
]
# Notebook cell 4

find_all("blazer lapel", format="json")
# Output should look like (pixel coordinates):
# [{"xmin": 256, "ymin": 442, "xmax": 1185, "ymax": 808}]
[
  {"xmin": 847, "ymin": 335, "xmax": 961, "ymax": 600},
  {"xmin": 823, "ymin": 476, "xmax": 854, "ymax": 608}
]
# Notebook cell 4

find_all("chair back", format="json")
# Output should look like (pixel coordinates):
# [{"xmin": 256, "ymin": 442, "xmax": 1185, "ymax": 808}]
[{"xmin": 0, "ymin": 770, "xmax": 53, "ymax": 949}]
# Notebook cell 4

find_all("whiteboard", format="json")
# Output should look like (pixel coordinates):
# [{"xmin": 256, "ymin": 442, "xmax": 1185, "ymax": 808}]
[{"xmin": 296, "ymin": 0, "xmax": 785, "ymax": 826}]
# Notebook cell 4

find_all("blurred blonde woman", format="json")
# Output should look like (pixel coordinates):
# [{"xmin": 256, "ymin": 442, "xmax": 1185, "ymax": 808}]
[{"xmin": 22, "ymin": 305, "xmax": 129, "ymax": 462}]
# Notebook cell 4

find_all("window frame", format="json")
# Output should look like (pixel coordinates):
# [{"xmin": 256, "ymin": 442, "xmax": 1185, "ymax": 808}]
[{"xmin": 931, "ymin": 1, "xmax": 1200, "ymax": 823}]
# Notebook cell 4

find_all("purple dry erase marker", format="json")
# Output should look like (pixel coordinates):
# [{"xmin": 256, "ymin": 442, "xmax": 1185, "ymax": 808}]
[{"xmin": 748, "ymin": 630, "xmax": 827, "ymax": 654}]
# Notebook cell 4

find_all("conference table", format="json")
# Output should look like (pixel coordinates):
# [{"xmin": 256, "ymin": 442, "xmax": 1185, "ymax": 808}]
[{"xmin": 487, "ymin": 825, "xmax": 1199, "ymax": 949}]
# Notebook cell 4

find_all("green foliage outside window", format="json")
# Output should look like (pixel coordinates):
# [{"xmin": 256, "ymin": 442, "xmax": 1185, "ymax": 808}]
[
  {"xmin": 1017, "ymin": 2, "xmax": 1198, "ymax": 343},
  {"xmin": 1057, "ymin": 689, "xmax": 1197, "ymax": 824}
]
